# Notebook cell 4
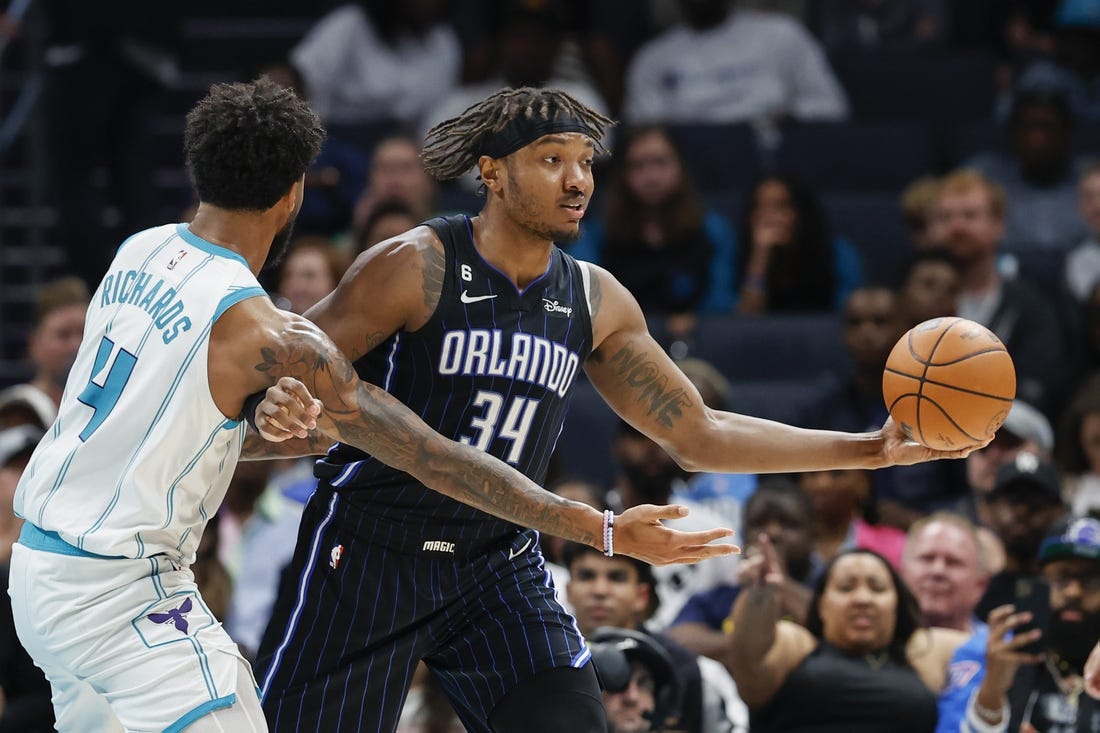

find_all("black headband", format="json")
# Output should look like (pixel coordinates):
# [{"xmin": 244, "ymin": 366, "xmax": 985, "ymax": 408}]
[{"xmin": 479, "ymin": 115, "xmax": 593, "ymax": 159}]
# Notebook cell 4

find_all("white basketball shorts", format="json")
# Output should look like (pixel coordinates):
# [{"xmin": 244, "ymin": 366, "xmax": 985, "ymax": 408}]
[{"xmin": 9, "ymin": 524, "xmax": 260, "ymax": 732}]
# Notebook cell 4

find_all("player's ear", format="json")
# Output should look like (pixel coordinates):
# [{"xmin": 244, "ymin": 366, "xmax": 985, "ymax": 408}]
[
  {"xmin": 291, "ymin": 175, "xmax": 306, "ymax": 206},
  {"xmin": 478, "ymin": 155, "xmax": 503, "ymax": 194},
  {"xmin": 280, "ymin": 175, "xmax": 305, "ymax": 219}
]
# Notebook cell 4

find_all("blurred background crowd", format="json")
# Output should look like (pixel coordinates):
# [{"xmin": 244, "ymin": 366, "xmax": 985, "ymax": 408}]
[{"xmin": 4, "ymin": 0, "xmax": 1100, "ymax": 730}]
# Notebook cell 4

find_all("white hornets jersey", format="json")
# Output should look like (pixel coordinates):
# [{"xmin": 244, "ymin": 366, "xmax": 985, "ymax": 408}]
[{"xmin": 15, "ymin": 223, "xmax": 267, "ymax": 564}]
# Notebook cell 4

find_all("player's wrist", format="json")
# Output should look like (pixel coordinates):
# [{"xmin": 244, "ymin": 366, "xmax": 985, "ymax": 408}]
[
  {"xmin": 241, "ymin": 389, "xmax": 267, "ymax": 433},
  {"xmin": 602, "ymin": 509, "xmax": 615, "ymax": 557},
  {"xmin": 571, "ymin": 504, "xmax": 607, "ymax": 555},
  {"xmin": 856, "ymin": 429, "xmax": 890, "ymax": 469}
]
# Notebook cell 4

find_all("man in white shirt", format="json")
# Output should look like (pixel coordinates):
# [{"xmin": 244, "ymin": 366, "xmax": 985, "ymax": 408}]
[
  {"xmin": 623, "ymin": 0, "xmax": 848, "ymax": 136},
  {"xmin": 291, "ymin": 1, "xmax": 460, "ymax": 126}
]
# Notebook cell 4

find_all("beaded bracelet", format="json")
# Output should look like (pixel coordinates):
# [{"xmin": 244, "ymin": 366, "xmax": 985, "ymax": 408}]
[{"xmin": 603, "ymin": 509, "xmax": 615, "ymax": 557}]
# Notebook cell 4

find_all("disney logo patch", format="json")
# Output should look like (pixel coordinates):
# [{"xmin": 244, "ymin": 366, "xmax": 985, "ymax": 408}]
[{"xmin": 541, "ymin": 299, "xmax": 573, "ymax": 318}]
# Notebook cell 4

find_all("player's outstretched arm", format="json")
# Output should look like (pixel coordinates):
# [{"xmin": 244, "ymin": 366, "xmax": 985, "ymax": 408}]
[
  {"xmin": 581, "ymin": 264, "xmax": 982, "ymax": 474},
  {"xmin": 241, "ymin": 312, "xmax": 737, "ymax": 564}
]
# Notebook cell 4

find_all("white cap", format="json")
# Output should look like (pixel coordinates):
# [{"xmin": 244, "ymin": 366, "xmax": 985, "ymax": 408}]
[
  {"xmin": 0, "ymin": 384, "xmax": 56, "ymax": 430},
  {"xmin": 1001, "ymin": 400, "xmax": 1054, "ymax": 456},
  {"xmin": 0, "ymin": 424, "xmax": 43, "ymax": 467}
]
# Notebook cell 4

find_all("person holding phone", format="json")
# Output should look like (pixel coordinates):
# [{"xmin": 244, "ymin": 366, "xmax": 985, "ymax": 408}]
[{"xmin": 965, "ymin": 517, "xmax": 1100, "ymax": 733}]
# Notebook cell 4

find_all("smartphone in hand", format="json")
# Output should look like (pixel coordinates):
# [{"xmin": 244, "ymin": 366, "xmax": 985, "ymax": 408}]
[{"xmin": 1010, "ymin": 588, "xmax": 1051, "ymax": 659}]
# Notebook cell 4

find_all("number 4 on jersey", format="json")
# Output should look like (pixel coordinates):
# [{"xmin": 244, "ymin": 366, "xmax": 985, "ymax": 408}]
[
  {"xmin": 77, "ymin": 336, "xmax": 138, "ymax": 441},
  {"xmin": 460, "ymin": 390, "xmax": 539, "ymax": 464}
]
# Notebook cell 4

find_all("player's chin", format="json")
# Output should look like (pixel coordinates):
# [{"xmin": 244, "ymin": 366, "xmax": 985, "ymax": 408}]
[{"xmin": 551, "ymin": 223, "xmax": 582, "ymax": 244}]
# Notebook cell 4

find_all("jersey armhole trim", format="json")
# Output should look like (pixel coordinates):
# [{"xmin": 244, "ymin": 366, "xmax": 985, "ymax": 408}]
[
  {"xmin": 213, "ymin": 287, "xmax": 268, "ymax": 323},
  {"xmin": 579, "ymin": 261, "xmax": 594, "ymax": 316}
]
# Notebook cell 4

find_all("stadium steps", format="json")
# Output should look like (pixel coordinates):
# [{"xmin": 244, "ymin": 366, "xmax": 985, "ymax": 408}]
[
  {"xmin": 0, "ymin": 7, "xmax": 60, "ymax": 385},
  {"xmin": 0, "ymin": 8, "xmax": 323, "ymax": 386}
]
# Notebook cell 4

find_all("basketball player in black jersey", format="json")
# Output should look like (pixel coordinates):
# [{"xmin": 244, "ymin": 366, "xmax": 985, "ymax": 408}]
[{"xmin": 245, "ymin": 88, "xmax": 980, "ymax": 733}]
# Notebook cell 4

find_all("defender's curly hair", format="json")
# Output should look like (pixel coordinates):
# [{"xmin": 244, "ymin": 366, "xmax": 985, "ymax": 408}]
[
  {"xmin": 420, "ymin": 87, "xmax": 615, "ymax": 181},
  {"xmin": 184, "ymin": 77, "xmax": 325, "ymax": 211}
]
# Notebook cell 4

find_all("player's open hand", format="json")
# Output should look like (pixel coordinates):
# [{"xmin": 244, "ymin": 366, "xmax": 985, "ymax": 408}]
[
  {"xmin": 613, "ymin": 504, "xmax": 739, "ymax": 566},
  {"xmin": 879, "ymin": 416, "xmax": 991, "ymax": 466},
  {"xmin": 256, "ymin": 376, "xmax": 323, "ymax": 442}
]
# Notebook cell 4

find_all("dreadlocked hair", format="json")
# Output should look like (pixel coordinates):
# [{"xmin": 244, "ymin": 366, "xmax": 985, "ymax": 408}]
[{"xmin": 420, "ymin": 87, "xmax": 615, "ymax": 181}]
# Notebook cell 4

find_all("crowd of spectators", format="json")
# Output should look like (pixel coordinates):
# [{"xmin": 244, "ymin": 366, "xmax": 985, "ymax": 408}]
[{"xmin": 7, "ymin": 0, "xmax": 1100, "ymax": 731}]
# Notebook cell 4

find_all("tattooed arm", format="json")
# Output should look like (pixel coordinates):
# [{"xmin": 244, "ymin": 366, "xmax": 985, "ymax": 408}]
[
  {"xmin": 302, "ymin": 226, "xmax": 446, "ymax": 360},
  {"xmin": 581, "ymin": 265, "xmax": 977, "ymax": 474},
  {"xmin": 241, "ymin": 426, "xmax": 331, "ymax": 460},
  {"xmin": 238, "ymin": 227, "xmax": 445, "ymax": 459},
  {"xmin": 211, "ymin": 290, "xmax": 734, "ymax": 565}
]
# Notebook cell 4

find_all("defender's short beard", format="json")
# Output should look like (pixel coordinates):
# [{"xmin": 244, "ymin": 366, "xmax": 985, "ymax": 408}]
[{"xmin": 263, "ymin": 219, "xmax": 297, "ymax": 271}]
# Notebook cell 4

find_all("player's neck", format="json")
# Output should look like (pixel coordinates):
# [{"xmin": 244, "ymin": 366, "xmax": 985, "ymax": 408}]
[
  {"xmin": 188, "ymin": 205, "xmax": 276, "ymax": 274},
  {"xmin": 470, "ymin": 213, "xmax": 554, "ymax": 290}
]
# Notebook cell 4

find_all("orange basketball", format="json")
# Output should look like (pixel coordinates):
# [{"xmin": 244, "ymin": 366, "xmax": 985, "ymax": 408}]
[{"xmin": 882, "ymin": 317, "xmax": 1016, "ymax": 450}]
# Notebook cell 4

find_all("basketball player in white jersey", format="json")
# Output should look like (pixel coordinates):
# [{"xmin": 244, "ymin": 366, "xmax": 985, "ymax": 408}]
[{"xmin": 7, "ymin": 78, "xmax": 737, "ymax": 733}]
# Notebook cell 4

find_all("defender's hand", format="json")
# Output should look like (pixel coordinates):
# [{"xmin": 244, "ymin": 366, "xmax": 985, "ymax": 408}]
[
  {"xmin": 256, "ymin": 377, "xmax": 322, "ymax": 442},
  {"xmin": 613, "ymin": 504, "xmax": 739, "ymax": 566}
]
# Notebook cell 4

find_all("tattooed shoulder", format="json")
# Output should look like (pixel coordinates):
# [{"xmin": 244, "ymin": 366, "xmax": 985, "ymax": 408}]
[
  {"xmin": 584, "ymin": 267, "xmax": 608, "ymax": 363},
  {"xmin": 362, "ymin": 330, "xmax": 388, "ymax": 354},
  {"xmin": 421, "ymin": 239, "xmax": 446, "ymax": 314},
  {"xmin": 588, "ymin": 265, "xmax": 603, "ymax": 320},
  {"xmin": 254, "ymin": 320, "xmax": 357, "ymax": 391}
]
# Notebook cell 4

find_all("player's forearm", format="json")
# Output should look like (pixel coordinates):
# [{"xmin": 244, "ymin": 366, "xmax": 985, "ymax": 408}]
[
  {"xmin": 672, "ymin": 411, "xmax": 886, "ymax": 474},
  {"xmin": 418, "ymin": 440, "xmax": 604, "ymax": 547},
  {"xmin": 322, "ymin": 382, "xmax": 604, "ymax": 548},
  {"xmin": 241, "ymin": 428, "xmax": 329, "ymax": 460}
]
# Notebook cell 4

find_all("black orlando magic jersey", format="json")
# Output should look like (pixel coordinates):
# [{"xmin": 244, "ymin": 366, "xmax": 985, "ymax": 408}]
[{"xmin": 318, "ymin": 215, "xmax": 594, "ymax": 540}]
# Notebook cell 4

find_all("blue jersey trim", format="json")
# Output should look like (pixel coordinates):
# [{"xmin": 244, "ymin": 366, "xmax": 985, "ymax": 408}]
[
  {"xmin": 18, "ymin": 522, "xmax": 125, "ymax": 559},
  {"xmin": 114, "ymin": 231, "xmax": 142, "ymax": 257},
  {"xmin": 175, "ymin": 223, "xmax": 251, "ymax": 268},
  {"xmin": 213, "ymin": 286, "xmax": 267, "ymax": 322},
  {"xmin": 163, "ymin": 693, "xmax": 237, "ymax": 733}
]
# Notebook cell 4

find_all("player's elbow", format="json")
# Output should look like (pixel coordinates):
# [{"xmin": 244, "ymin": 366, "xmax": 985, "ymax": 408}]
[
  {"xmin": 664, "ymin": 410, "xmax": 729, "ymax": 472},
  {"xmin": 667, "ymin": 442, "xmax": 707, "ymax": 473}
]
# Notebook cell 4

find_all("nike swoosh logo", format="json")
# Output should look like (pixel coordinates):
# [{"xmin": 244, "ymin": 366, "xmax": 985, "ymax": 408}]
[
  {"xmin": 461, "ymin": 290, "xmax": 498, "ymax": 304},
  {"xmin": 508, "ymin": 537, "xmax": 533, "ymax": 561}
]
